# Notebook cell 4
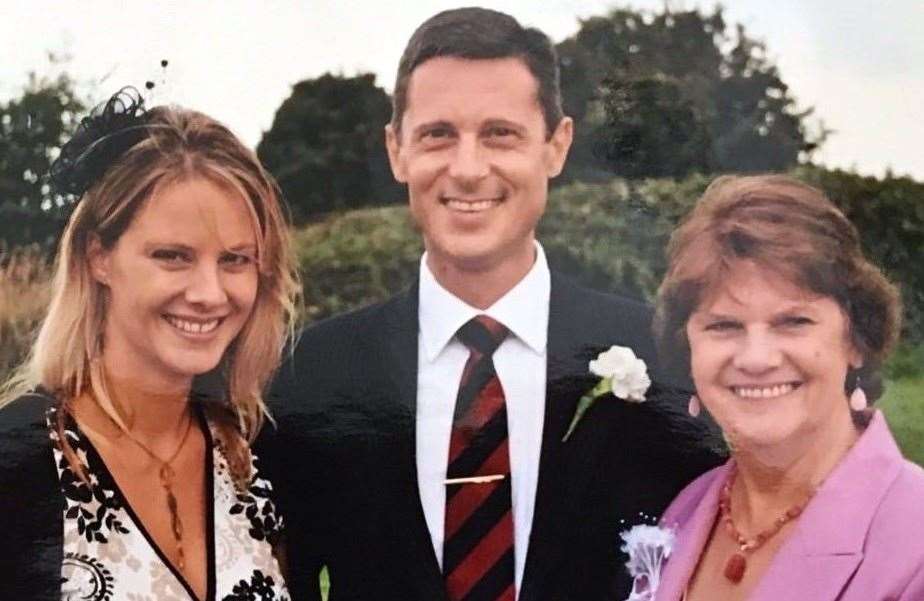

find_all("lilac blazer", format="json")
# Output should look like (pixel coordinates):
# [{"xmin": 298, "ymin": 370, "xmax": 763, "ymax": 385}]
[{"xmin": 655, "ymin": 411, "xmax": 924, "ymax": 601}]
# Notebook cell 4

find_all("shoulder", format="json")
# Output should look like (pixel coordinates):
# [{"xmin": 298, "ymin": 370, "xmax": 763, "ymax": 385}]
[
  {"xmin": 266, "ymin": 288, "xmax": 414, "ymax": 426},
  {"xmin": 288, "ymin": 289, "xmax": 410, "ymax": 364},
  {"xmin": 551, "ymin": 271, "xmax": 653, "ymax": 321},
  {"xmin": 550, "ymin": 271, "xmax": 656, "ymax": 357},
  {"xmin": 872, "ymin": 458, "xmax": 924, "ymax": 529},
  {"xmin": 0, "ymin": 390, "xmax": 56, "ymax": 436},
  {"xmin": 854, "ymin": 459, "xmax": 924, "ymax": 593},
  {"xmin": 300, "ymin": 294, "xmax": 401, "ymax": 340},
  {"xmin": 0, "ymin": 392, "xmax": 63, "ymax": 597},
  {"xmin": 0, "ymin": 390, "xmax": 58, "ymax": 502},
  {"xmin": 659, "ymin": 462, "xmax": 728, "ymax": 528},
  {"xmin": 863, "ymin": 414, "xmax": 924, "ymax": 530}
]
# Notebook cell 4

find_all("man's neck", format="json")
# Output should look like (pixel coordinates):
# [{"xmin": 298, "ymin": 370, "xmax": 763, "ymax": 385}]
[{"xmin": 425, "ymin": 245, "xmax": 537, "ymax": 309}]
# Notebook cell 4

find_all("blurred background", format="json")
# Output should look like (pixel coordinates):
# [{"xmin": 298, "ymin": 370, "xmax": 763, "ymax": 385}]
[{"xmin": 2, "ymin": 0, "xmax": 922, "ymax": 462}]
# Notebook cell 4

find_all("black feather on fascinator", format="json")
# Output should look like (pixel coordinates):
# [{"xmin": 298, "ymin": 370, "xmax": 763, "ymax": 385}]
[{"xmin": 50, "ymin": 87, "xmax": 150, "ymax": 198}]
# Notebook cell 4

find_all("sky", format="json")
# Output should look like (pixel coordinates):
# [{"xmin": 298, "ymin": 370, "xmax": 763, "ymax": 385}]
[{"xmin": 2, "ymin": 0, "xmax": 922, "ymax": 180}]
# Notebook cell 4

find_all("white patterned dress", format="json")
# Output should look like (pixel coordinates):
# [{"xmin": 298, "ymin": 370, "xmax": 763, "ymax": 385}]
[{"xmin": 47, "ymin": 406, "xmax": 289, "ymax": 601}]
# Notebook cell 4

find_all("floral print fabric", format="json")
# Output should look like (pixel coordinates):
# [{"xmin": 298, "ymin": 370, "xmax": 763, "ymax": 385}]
[{"xmin": 48, "ymin": 407, "xmax": 289, "ymax": 601}]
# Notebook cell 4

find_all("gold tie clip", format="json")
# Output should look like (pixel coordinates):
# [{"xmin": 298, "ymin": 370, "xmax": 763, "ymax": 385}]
[{"xmin": 444, "ymin": 474, "xmax": 506, "ymax": 485}]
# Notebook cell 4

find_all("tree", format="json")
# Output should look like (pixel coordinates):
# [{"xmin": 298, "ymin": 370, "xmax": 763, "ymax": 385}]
[
  {"xmin": 556, "ymin": 7, "xmax": 824, "ymax": 180},
  {"xmin": 257, "ymin": 73, "xmax": 403, "ymax": 223},
  {"xmin": 0, "ymin": 72, "xmax": 86, "ymax": 250},
  {"xmin": 597, "ymin": 75, "xmax": 713, "ymax": 178}
]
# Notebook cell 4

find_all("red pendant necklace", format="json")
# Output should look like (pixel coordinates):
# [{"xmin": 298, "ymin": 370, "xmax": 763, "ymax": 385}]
[{"xmin": 718, "ymin": 467, "xmax": 816, "ymax": 583}]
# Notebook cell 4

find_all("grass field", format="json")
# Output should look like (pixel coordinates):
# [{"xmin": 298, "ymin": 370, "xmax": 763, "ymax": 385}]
[{"xmin": 879, "ymin": 376, "xmax": 924, "ymax": 466}]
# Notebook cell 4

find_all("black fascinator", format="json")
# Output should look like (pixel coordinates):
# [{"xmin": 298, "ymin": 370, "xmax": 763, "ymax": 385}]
[{"xmin": 50, "ymin": 87, "xmax": 150, "ymax": 198}]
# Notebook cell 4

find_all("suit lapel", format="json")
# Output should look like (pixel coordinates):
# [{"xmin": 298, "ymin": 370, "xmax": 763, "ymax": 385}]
[
  {"xmin": 519, "ymin": 274, "xmax": 608, "ymax": 600},
  {"xmin": 381, "ymin": 283, "xmax": 449, "ymax": 601}
]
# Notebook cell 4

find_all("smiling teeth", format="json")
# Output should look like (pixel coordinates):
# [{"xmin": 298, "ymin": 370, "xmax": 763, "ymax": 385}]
[
  {"xmin": 733, "ymin": 383, "xmax": 795, "ymax": 399},
  {"xmin": 445, "ymin": 198, "xmax": 499, "ymax": 212},
  {"xmin": 165, "ymin": 315, "xmax": 219, "ymax": 334}
]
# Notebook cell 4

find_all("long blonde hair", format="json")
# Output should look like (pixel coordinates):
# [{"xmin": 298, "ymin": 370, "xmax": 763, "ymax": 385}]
[{"xmin": 1, "ymin": 104, "xmax": 300, "ymax": 485}]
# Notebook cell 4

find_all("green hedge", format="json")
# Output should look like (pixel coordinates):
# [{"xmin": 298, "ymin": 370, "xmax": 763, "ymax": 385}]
[{"xmin": 296, "ymin": 168, "xmax": 924, "ymax": 347}]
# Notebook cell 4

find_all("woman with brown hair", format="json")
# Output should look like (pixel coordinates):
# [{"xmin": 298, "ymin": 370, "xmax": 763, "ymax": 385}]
[
  {"xmin": 647, "ymin": 175, "xmax": 924, "ymax": 600},
  {"xmin": 0, "ymin": 88, "xmax": 299, "ymax": 600}
]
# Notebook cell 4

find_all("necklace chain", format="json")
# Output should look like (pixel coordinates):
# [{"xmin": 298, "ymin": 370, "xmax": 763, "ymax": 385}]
[
  {"xmin": 123, "ymin": 409, "xmax": 195, "ymax": 572},
  {"xmin": 718, "ymin": 467, "xmax": 816, "ymax": 584}
]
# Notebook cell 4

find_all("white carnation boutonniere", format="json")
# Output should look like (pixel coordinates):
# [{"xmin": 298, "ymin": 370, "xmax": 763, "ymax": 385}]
[
  {"xmin": 562, "ymin": 345, "xmax": 651, "ymax": 441},
  {"xmin": 620, "ymin": 524, "xmax": 676, "ymax": 601}
]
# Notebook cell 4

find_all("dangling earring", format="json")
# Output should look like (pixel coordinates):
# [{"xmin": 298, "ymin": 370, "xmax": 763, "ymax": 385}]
[
  {"xmin": 688, "ymin": 394, "xmax": 701, "ymax": 417},
  {"xmin": 850, "ymin": 376, "xmax": 868, "ymax": 411}
]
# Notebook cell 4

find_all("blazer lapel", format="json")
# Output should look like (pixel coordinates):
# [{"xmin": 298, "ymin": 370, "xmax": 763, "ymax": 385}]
[
  {"xmin": 747, "ymin": 501, "xmax": 865, "ymax": 601},
  {"xmin": 749, "ymin": 554, "xmax": 861, "ymax": 601},
  {"xmin": 656, "ymin": 465, "xmax": 729, "ymax": 601},
  {"xmin": 519, "ymin": 274, "xmax": 608, "ymax": 600},
  {"xmin": 749, "ymin": 412, "xmax": 901, "ymax": 601},
  {"xmin": 660, "ymin": 413, "xmax": 901, "ymax": 601},
  {"xmin": 381, "ymin": 284, "xmax": 449, "ymax": 601}
]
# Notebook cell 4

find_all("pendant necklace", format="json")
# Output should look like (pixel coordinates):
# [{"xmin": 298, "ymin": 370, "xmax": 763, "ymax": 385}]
[
  {"xmin": 124, "ymin": 410, "xmax": 195, "ymax": 572},
  {"xmin": 718, "ymin": 467, "xmax": 816, "ymax": 583}
]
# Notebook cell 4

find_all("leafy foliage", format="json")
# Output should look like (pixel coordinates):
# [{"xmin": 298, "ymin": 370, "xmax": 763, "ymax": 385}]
[
  {"xmin": 257, "ymin": 73, "xmax": 403, "ymax": 223},
  {"xmin": 557, "ymin": 7, "xmax": 824, "ymax": 181},
  {"xmin": 0, "ymin": 245, "xmax": 50, "ymax": 381},
  {"xmin": 286, "ymin": 169, "xmax": 924, "ymax": 345},
  {"xmin": 792, "ymin": 166, "xmax": 924, "ymax": 341},
  {"xmin": 294, "ymin": 206, "xmax": 421, "ymax": 320},
  {"xmin": 0, "ymin": 72, "xmax": 86, "ymax": 249}
]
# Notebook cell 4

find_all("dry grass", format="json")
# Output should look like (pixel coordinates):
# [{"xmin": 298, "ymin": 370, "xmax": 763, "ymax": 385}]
[{"xmin": 0, "ymin": 245, "xmax": 51, "ymax": 380}]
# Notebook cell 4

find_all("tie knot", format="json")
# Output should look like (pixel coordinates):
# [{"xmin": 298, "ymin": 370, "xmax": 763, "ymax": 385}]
[{"xmin": 457, "ymin": 315, "xmax": 508, "ymax": 356}]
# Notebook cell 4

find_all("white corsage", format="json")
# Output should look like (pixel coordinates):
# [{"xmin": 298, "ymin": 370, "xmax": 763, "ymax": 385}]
[
  {"xmin": 620, "ymin": 524, "xmax": 675, "ymax": 601},
  {"xmin": 562, "ymin": 345, "xmax": 651, "ymax": 441}
]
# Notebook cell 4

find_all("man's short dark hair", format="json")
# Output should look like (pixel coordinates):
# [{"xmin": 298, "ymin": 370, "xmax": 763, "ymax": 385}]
[{"xmin": 391, "ymin": 7, "xmax": 564, "ymax": 138}]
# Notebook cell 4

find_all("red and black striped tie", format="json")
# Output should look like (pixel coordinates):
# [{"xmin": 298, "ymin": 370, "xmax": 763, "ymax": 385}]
[{"xmin": 444, "ymin": 315, "xmax": 515, "ymax": 601}]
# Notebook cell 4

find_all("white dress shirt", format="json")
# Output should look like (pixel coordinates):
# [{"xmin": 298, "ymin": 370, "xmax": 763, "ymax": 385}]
[{"xmin": 416, "ymin": 243, "xmax": 550, "ymax": 596}]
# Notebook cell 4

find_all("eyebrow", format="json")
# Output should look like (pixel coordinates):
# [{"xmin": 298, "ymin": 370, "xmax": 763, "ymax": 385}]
[
  {"xmin": 695, "ymin": 302, "xmax": 818, "ymax": 321},
  {"xmin": 693, "ymin": 311, "xmax": 737, "ymax": 322},
  {"xmin": 227, "ymin": 244, "xmax": 258, "ymax": 256},
  {"xmin": 143, "ymin": 242, "xmax": 257, "ymax": 253}
]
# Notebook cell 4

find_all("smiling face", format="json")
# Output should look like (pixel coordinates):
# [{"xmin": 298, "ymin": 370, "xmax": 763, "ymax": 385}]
[
  {"xmin": 90, "ymin": 177, "xmax": 259, "ymax": 391},
  {"xmin": 386, "ymin": 56, "xmax": 572, "ymax": 281},
  {"xmin": 686, "ymin": 261, "xmax": 863, "ymax": 453}
]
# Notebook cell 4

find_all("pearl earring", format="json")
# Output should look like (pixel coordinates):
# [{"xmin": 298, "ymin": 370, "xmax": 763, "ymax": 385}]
[
  {"xmin": 850, "ymin": 380, "xmax": 868, "ymax": 412},
  {"xmin": 688, "ymin": 394, "xmax": 701, "ymax": 417}
]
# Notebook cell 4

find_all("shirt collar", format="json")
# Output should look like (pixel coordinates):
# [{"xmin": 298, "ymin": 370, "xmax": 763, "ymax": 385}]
[{"xmin": 418, "ymin": 242, "xmax": 551, "ymax": 362}]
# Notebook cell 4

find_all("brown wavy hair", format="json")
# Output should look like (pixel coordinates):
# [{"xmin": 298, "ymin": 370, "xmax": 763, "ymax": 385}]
[{"xmin": 654, "ymin": 174, "xmax": 901, "ymax": 408}]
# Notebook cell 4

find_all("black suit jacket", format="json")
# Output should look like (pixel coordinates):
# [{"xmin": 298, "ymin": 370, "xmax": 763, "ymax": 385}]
[
  {"xmin": 258, "ymin": 272, "xmax": 722, "ymax": 601},
  {"xmin": 0, "ymin": 391, "xmax": 71, "ymax": 600}
]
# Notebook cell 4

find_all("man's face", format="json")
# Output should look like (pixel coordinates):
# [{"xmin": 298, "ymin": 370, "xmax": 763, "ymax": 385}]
[{"xmin": 386, "ymin": 56, "xmax": 572, "ymax": 276}]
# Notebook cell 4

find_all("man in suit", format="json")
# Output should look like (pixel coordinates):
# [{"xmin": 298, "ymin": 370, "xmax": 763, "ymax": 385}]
[{"xmin": 259, "ymin": 7, "xmax": 721, "ymax": 601}]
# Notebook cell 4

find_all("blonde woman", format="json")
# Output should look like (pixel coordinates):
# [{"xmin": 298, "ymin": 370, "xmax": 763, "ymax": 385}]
[{"xmin": 0, "ymin": 88, "xmax": 299, "ymax": 600}]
